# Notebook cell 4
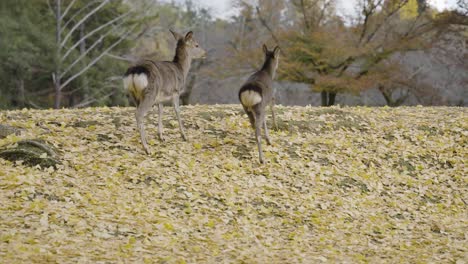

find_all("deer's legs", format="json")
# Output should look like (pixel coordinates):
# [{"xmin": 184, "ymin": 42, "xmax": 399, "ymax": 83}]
[
  {"xmin": 173, "ymin": 96, "xmax": 187, "ymax": 141},
  {"xmin": 242, "ymin": 105, "xmax": 255, "ymax": 129},
  {"xmin": 157, "ymin": 103, "xmax": 165, "ymax": 141},
  {"xmin": 136, "ymin": 100, "xmax": 153, "ymax": 155},
  {"xmin": 255, "ymin": 113, "xmax": 264, "ymax": 164},
  {"xmin": 264, "ymin": 118, "xmax": 272, "ymax": 145},
  {"xmin": 271, "ymin": 98, "xmax": 278, "ymax": 131}
]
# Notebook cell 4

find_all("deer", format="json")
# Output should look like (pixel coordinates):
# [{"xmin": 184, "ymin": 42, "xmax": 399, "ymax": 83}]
[
  {"xmin": 238, "ymin": 44, "xmax": 280, "ymax": 164},
  {"xmin": 123, "ymin": 30, "xmax": 206, "ymax": 154}
]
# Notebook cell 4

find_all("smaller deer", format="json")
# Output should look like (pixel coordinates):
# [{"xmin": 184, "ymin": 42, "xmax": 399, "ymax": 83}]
[
  {"xmin": 238, "ymin": 44, "xmax": 280, "ymax": 163},
  {"xmin": 123, "ymin": 30, "xmax": 206, "ymax": 154}
]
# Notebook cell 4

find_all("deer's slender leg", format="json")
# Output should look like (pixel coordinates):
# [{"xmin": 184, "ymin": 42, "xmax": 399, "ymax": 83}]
[
  {"xmin": 242, "ymin": 105, "xmax": 256, "ymax": 129},
  {"xmin": 271, "ymin": 97, "xmax": 278, "ymax": 131},
  {"xmin": 136, "ymin": 99, "xmax": 153, "ymax": 155},
  {"xmin": 255, "ymin": 112, "xmax": 264, "ymax": 164},
  {"xmin": 157, "ymin": 103, "xmax": 165, "ymax": 141},
  {"xmin": 173, "ymin": 96, "xmax": 187, "ymax": 141},
  {"xmin": 264, "ymin": 118, "xmax": 272, "ymax": 145}
]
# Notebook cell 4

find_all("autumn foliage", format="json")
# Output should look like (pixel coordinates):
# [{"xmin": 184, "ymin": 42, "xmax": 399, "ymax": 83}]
[
  {"xmin": 0, "ymin": 105, "xmax": 466, "ymax": 262},
  {"xmin": 229, "ymin": 0, "xmax": 465, "ymax": 106}
]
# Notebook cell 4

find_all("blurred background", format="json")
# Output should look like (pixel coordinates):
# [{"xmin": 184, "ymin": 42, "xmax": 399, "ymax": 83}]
[{"xmin": 0, "ymin": 0, "xmax": 466, "ymax": 109}]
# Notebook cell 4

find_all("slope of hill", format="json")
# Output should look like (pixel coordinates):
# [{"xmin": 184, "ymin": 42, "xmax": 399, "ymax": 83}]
[{"xmin": 0, "ymin": 105, "xmax": 466, "ymax": 263}]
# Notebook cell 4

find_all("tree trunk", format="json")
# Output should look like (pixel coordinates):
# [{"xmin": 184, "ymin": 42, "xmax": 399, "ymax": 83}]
[
  {"xmin": 17, "ymin": 79, "xmax": 25, "ymax": 108},
  {"xmin": 321, "ymin": 91, "xmax": 328, "ymax": 106},
  {"xmin": 54, "ymin": 78, "xmax": 61, "ymax": 109},
  {"xmin": 328, "ymin": 92, "xmax": 336, "ymax": 106},
  {"xmin": 79, "ymin": 23, "xmax": 89, "ymax": 106},
  {"xmin": 54, "ymin": 0, "xmax": 62, "ymax": 109},
  {"xmin": 378, "ymin": 85, "xmax": 396, "ymax": 107},
  {"xmin": 321, "ymin": 91, "xmax": 337, "ymax": 106}
]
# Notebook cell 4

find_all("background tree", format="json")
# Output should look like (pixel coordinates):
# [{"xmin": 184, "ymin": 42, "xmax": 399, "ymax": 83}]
[
  {"xmin": 0, "ymin": 0, "xmax": 465, "ymax": 109},
  {"xmin": 0, "ymin": 0, "xmax": 54, "ymax": 109},
  {"xmin": 280, "ymin": 0, "xmax": 440, "ymax": 106},
  {"xmin": 49, "ymin": 0, "xmax": 137, "ymax": 108},
  {"xmin": 226, "ymin": 0, "xmax": 461, "ymax": 106}
]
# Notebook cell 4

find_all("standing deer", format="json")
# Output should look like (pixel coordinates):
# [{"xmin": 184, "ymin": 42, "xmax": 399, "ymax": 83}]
[
  {"xmin": 123, "ymin": 30, "xmax": 206, "ymax": 154},
  {"xmin": 239, "ymin": 44, "xmax": 280, "ymax": 163}
]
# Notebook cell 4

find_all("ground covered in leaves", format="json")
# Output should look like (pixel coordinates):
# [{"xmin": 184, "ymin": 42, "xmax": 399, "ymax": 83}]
[{"xmin": 0, "ymin": 105, "xmax": 466, "ymax": 263}]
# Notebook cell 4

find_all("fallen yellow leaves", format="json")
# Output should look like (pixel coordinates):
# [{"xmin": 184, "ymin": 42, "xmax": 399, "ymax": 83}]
[{"xmin": 0, "ymin": 105, "xmax": 466, "ymax": 263}]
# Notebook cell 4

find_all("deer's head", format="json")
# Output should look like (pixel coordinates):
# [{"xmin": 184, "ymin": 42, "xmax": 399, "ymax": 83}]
[
  {"xmin": 262, "ymin": 44, "xmax": 280, "ymax": 77},
  {"xmin": 170, "ymin": 30, "xmax": 206, "ymax": 59}
]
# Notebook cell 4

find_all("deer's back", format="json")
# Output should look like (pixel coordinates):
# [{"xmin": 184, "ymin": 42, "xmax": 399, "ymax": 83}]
[
  {"xmin": 244, "ymin": 71, "xmax": 274, "ymax": 104},
  {"xmin": 139, "ymin": 60, "xmax": 185, "ymax": 101}
]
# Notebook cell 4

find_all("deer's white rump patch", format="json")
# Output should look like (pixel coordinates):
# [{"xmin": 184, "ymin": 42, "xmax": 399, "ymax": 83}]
[
  {"xmin": 123, "ymin": 73, "xmax": 148, "ymax": 102},
  {"xmin": 240, "ymin": 90, "xmax": 262, "ymax": 107}
]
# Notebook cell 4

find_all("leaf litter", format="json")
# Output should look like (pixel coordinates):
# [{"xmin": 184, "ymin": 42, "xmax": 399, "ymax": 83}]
[{"xmin": 0, "ymin": 105, "xmax": 466, "ymax": 263}]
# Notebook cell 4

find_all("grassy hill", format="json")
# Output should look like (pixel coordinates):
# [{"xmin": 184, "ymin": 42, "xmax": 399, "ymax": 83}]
[{"xmin": 0, "ymin": 105, "xmax": 466, "ymax": 263}]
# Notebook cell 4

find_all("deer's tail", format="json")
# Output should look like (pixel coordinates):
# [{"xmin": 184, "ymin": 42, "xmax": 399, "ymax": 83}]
[
  {"xmin": 123, "ymin": 66, "xmax": 149, "ymax": 104},
  {"xmin": 239, "ymin": 83, "xmax": 262, "ymax": 108}
]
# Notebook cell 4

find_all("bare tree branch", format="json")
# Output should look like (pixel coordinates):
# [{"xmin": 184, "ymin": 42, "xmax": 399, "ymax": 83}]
[
  {"xmin": 300, "ymin": 0, "xmax": 311, "ymax": 30},
  {"xmin": 27, "ymin": 100, "xmax": 42, "ymax": 109},
  {"xmin": 255, "ymin": 6, "xmax": 281, "ymax": 48},
  {"xmin": 60, "ymin": 28, "xmax": 133, "ymax": 90},
  {"xmin": 72, "ymin": 91, "xmax": 116, "ymax": 108},
  {"xmin": 105, "ymin": 53, "xmax": 136, "ymax": 62},
  {"xmin": 60, "ymin": 0, "xmax": 109, "ymax": 48},
  {"xmin": 364, "ymin": 0, "xmax": 408, "ymax": 45},
  {"xmin": 62, "ymin": 12, "xmax": 129, "ymax": 61},
  {"xmin": 61, "ymin": 0, "xmax": 78, "ymax": 19},
  {"xmin": 61, "ymin": 0, "xmax": 99, "ymax": 32},
  {"xmin": 316, "ymin": 0, "xmax": 332, "ymax": 27},
  {"xmin": 46, "ymin": 0, "xmax": 56, "ymax": 17},
  {"xmin": 358, "ymin": 0, "xmax": 384, "ymax": 44},
  {"xmin": 60, "ymin": 33, "xmax": 106, "ymax": 79}
]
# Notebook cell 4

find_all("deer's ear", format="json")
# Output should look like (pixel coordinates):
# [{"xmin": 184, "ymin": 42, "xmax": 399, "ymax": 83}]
[
  {"xmin": 170, "ymin": 29, "xmax": 182, "ymax": 40},
  {"xmin": 273, "ymin": 46, "xmax": 281, "ymax": 57},
  {"xmin": 262, "ymin": 44, "xmax": 268, "ymax": 54},
  {"xmin": 185, "ymin": 31, "xmax": 194, "ymax": 41}
]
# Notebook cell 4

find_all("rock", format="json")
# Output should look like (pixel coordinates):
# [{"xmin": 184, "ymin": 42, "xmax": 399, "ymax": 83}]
[{"xmin": 0, "ymin": 139, "xmax": 60, "ymax": 168}]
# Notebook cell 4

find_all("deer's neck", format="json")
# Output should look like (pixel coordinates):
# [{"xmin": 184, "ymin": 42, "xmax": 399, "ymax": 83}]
[
  {"xmin": 261, "ymin": 56, "xmax": 277, "ymax": 79},
  {"xmin": 173, "ymin": 42, "xmax": 192, "ymax": 80}
]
